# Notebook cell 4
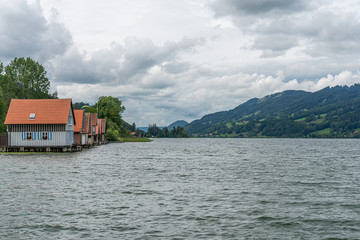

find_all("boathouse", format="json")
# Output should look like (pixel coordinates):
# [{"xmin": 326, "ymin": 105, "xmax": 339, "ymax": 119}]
[
  {"xmin": 74, "ymin": 109, "xmax": 86, "ymax": 145},
  {"xmin": 97, "ymin": 118, "xmax": 107, "ymax": 144},
  {"xmin": 84, "ymin": 112, "xmax": 98, "ymax": 145},
  {"xmin": 4, "ymin": 99, "xmax": 76, "ymax": 152}
]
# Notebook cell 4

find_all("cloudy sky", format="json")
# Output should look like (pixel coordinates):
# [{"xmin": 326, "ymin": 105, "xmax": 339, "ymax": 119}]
[{"xmin": 1, "ymin": 0, "xmax": 360, "ymax": 126}]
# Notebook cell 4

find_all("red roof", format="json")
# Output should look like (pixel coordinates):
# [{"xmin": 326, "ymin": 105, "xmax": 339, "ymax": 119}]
[
  {"xmin": 97, "ymin": 119, "xmax": 102, "ymax": 134},
  {"xmin": 83, "ymin": 112, "xmax": 91, "ymax": 133},
  {"xmin": 100, "ymin": 119, "xmax": 106, "ymax": 134},
  {"xmin": 5, "ymin": 99, "xmax": 74, "ymax": 125},
  {"xmin": 74, "ymin": 109, "xmax": 85, "ymax": 133},
  {"xmin": 90, "ymin": 113, "xmax": 97, "ymax": 126}
]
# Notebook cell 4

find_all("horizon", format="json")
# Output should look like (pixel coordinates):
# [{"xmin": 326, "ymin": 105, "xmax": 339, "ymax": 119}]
[{"xmin": 2, "ymin": 0, "xmax": 360, "ymax": 126}]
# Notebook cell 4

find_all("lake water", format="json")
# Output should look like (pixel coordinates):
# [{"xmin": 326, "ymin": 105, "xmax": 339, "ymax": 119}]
[{"xmin": 1, "ymin": 138, "xmax": 360, "ymax": 239}]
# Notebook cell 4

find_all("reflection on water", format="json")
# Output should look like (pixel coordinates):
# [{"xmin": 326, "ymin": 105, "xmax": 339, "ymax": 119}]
[{"xmin": 1, "ymin": 138, "xmax": 360, "ymax": 239}]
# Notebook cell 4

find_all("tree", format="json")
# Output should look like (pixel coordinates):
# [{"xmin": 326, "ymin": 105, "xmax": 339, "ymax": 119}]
[
  {"xmin": 95, "ymin": 96, "xmax": 129, "ymax": 139},
  {"xmin": 0, "ymin": 58, "xmax": 57, "ymax": 133},
  {"xmin": 130, "ymin": 122, "xmax": 136, "ymax": 132},
  {"xmin": 162, "ymin": 127, "xmax": 169, "ymax": 137},
  {"xmin": 96, "ymin": 96, "xmax": 125, "ymax": 126},
  {"xmin": 73, "ymin": 102, "xmax": 90, "ymax": 110},
  {"xmin": 4, "ymin": 57, "xmax": 52, "ymax": 99},
  {"xmin": 0, "ymin": 86, "xmax": 6, "ymax": 133}
]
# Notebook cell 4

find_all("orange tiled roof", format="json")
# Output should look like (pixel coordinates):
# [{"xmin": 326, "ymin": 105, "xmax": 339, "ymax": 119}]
[
  {"xmin": 5, "ymin": 99, "xmax": 74, "ymax": 125},
  {"xmin": 90, "ymin": 113, "xmax": 97, "ymax": 126},
  {"xmin": 97, "ymin": 119, "xmax": 102, "ymax": 134},
  {"xmin": 74, "ymin": 109, "xmax": 85, "ymax": 133},
  {"xmin": 100, "ymin": 119, "xmax": 106, "ymax": 134},
  {"xmin": 83, "ymin": 112, "xmax": 90, "ymax": 133}
]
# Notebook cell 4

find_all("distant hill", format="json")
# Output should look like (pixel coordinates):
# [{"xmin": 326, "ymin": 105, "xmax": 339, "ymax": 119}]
[
  {"xmin": 185, "ymin": 85, "xmax": 360, "ymax": 138},
  {"xmin": 168, "ymin": 120, "xmax": 188, "ymax": 130},
  {"xmin": 138, "ymin": 126, "xmax": 165, "ymax": 133},
  {"xmin": 137, "ymin": 127, "xmax": 149, "ymax": 132}
]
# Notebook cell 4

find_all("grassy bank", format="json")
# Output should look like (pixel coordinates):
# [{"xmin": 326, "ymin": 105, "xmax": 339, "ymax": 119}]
[{"xmin": 121, "ymin": 137, "xmax": 152, "ymax": 142}]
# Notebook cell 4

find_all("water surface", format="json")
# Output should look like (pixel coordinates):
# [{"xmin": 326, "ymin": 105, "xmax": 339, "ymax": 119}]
[{"xmin": 1, "ymin": 138, "xmax": 359, "ymax": 239}]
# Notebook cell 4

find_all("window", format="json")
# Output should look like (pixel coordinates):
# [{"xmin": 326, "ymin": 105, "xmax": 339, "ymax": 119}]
[
  {"xmin": 26, "ymin": 132, "xmax": 32, "ymax": 140},
  {"xmin": 37, "ymin": 132, "xmax": 51, "ymax": 140},
  {"xmin": 29, "ymin": 113, "xmax": 36, "ymax": 120},
  {"xmin": 42, "ymin": 132, "xmax": 48, "ymax": 140}
]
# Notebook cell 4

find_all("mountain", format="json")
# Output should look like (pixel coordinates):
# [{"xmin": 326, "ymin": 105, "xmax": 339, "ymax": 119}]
[
  {"xmin": 168, "ymin": 120, "xmax": 188, "ymax": 130},
  {"xmin": 185, "ymin": 85, "xmax": 360, "ymax": 138}
]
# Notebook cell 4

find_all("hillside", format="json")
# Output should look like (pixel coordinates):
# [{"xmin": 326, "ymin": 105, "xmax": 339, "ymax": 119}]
[
  {"xmin": 168, "ymin": 120, "xmax": 188, "ymax": 130},
  {"xmin": 185, "ymin": 85, "xmax": 360, "ymax": 138}
]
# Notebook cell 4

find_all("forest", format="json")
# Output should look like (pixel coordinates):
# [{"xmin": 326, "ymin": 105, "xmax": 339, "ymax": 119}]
[
  {"xmin": 146, "ymin": 124, "xmax": 188, "ymax": 138},
  {"xmin": 185, "ymin": 85, "xmax": 360, "ymax": 138}
]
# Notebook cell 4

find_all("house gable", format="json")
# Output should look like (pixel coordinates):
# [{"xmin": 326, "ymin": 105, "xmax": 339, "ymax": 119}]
[
  {"xmin": 5, "ymin": 99, "xmax": 75, "ymax": 125},
  {"xmin": 74, "ymin": 109, "xmax": 85, "ymax": 133}
]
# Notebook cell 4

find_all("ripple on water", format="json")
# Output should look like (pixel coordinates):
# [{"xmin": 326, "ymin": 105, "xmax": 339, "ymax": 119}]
[{"xmin": 1, "ymin": 138, "xmax": 360, "ymax": 239}]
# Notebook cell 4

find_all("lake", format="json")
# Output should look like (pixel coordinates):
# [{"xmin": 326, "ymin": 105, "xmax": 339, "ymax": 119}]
[{"xmin": 1, "ymin": 138, "xmax": 359, "ymax": 239}]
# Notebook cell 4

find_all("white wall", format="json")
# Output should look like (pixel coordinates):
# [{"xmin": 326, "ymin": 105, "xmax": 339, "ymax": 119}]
[
  {"xmin": 8, "ymin": 131, "xmax": 74, "ymax": 147},
  {"xmin": 66, "ymin": 107, "xmax": 74, "ymax": 131}
]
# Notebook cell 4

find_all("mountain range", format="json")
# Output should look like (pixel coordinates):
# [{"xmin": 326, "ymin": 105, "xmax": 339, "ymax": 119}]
[{"xmin": 184, "ymin": 85, "xmax": 360, "ymax": 138}]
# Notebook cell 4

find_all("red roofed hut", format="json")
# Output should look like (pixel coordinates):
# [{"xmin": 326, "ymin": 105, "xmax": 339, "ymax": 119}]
[
  {"xmin": 73, "ymin": 109, "xmax": 86, "ymax": 145},
  {"xmin": 97, "ymin": 118, "xmax": 107, "ymax": 144},
  {"xmin": 4, "ymin": 99, "xmax": 76, "ymax": 152},
  {"xmin": 84, "ymin": 112, "xmax": 98, "ymax": 145}
]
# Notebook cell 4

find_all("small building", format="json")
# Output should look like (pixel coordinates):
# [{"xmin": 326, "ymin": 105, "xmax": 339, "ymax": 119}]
[
  {"xmin": 90, "ymin": 113, "xmax": 98, "ymax": 144},
  {"xmin": 84, "ymin": 112, "xmax": 98, "ymax": 145},
  {"xmin": 97, "ymin": 118, "xmax": 107, "ymax": 143},
  {"xmin": 82, "ymin": 112, "xmax": 92, "ymax": 146},
  {"xmin": 4, "ymin": 99, "xmax": 76, "ymax": 152},
  {"xmin": 73, "ymin": 109, "xmax": 85, "ymax": 145}
]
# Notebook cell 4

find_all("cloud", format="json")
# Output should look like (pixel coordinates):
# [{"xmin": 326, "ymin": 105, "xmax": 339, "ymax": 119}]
[
  {"xmin": 210, "ymin": 0, "xmax": 360, "ymax": 58},
  {"xmin": 2, "ymin": 0, "xmax": 360, "ymax": 127},
  {"xmin": 211, "ymin": 0, "xmax": 308, "ymax": 17},
  {"xmin": 0, "ymin": 0, "xmax": 72, "ymax": 62},
  {"xmin": 51, "ymin": 36, "xmax": 204, "ymax": 85}
]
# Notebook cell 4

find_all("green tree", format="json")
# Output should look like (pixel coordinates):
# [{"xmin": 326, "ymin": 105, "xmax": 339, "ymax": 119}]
[
  {"xmin": 105, "ymin": 126, "xmax": 120, "ymax": 141},
  {"xmin": 97, "ymin": 96, "xmax": 125, "ymax": 126},
  {"xmin": 73, "ymin": 102, "xmax": 90, "ymax": 110},
  {"xmin": 4, "ymin": 57, "xmax": 52, "ymax": 99},
  {"xmin": 0, "ymin": 86, "xmax": 7, "ymax": 133},
  {"xmin": 95, "ymin": 96, "xmax": 128, "ymax": 139},
  {"xmin": 130, "ymin": 122, "xmax": 136, "ymax": 132},
  {"xmin": 162, "ymin": 127, "xmax": 169, "ymax": 137}
]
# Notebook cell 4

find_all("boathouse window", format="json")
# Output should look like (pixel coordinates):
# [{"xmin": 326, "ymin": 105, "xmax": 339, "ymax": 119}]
[
  {"xmin": 42, "ymin": 132, "xmax": 48, "ymax": 140},
  {"xmin": 26, "ymin": 132, "xmax": 33, "ymax": 140}
]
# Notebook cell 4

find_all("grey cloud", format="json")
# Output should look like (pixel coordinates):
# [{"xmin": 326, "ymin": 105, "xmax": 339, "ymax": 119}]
[
  {"xmin": 211, "ymin": 0, "xmax": 360, "ymax": 58},
  {"xmin": 211, "ymin": 0, "xmax": 308, "ymax": 17},
  {"xmin": 0, "ymin": 0, "xmax": 72, "ymax": 62},
  {"xmin": 252, "ymin": 34, "xmax": 298, "ymax": 57},
  {"xmin": 162, "ymin": 62, "xmax": 190, "ymax": 74},
  {"xmin": 52, "ymin": 36, "xmax": 204, "ymax": 84},
  {"xmin": 303, "ymin": 12, "xmax": 360, "ymax": 57}
]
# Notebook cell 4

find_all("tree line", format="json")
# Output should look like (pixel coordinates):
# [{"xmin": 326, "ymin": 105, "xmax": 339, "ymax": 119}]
[{"xmin": 146, "ymin": 124, "xmax": 188, "ymax": 138}]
